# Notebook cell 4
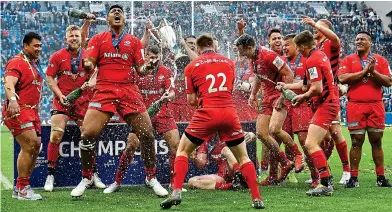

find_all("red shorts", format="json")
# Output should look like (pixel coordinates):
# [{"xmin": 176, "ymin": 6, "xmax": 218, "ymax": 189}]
[
  {"xmin": 152, "ymin": 105, "xmax": 178, "ymax": 134},
  {"xmin": 185, "ymin": 107, "xmax": 244, "ymax": 142},
  {"xmin": 51, "ymin": 90, "xmax": 92, "ymax": 122},
  {"xmin": 346, "ymin": 101, "xmax": 385, "ymax": 130},
  {"xmin": 292, "ymin": 104, "xmax": 313, "ymax": 133},
  {"xmin": 259, "ymin": 93, "xmax": 280, "ymax": 116},
  {"xmin": 310, "ymin": 102, "xmax": 339, "ymax": 130},
  {"xmin": 88, "ymin": 84, "xmax": 146, "ymax": 116},
  {"xmin": 283, "ymin": 101, "xmax": 293, "ymax": 135},
  {"xmin": 2, "ymin": 107, "xmax": 41, "ymax": 136}
]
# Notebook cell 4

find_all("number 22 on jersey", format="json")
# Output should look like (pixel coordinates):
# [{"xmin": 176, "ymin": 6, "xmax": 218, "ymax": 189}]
[{"xmin": 206, "ymin": 73, "xmax": 228, "ymax": 93}]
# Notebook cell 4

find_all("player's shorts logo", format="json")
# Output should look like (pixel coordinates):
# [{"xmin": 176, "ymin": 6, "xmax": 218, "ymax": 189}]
[
  {"xmin": 89, "ymin": 102, "xmax": 102, "ymax": 108},
  {"xmin": 20, "ymin": 122, "xmax": 33, "ymax": 129}
]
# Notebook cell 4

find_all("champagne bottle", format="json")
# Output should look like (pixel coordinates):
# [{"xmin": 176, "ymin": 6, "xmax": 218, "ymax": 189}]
[
  {"xmin": 68, "ymin": 8, "xmax": 89, "ymax": 19},
  {"xmin": 281, "ymin": 88, "xmax": 297, "ymax": 103},
  {"xmin": 65, "ymin": 88, "xmax": 83, "ymax": 105},
  {"xmin": 147, "ymin": 99, "xmax": 164, "ymax": 118}
]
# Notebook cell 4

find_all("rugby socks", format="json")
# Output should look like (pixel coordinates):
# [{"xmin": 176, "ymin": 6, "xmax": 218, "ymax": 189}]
[
  {"xmin": 259, "ymin": 160, "xmax": 269, "ymax": 172},
  {"xmin": 115, "ymin": 152, "xmax": 134, "ymax": 184},
  {"xmin": 279, "ymin": 151, "xmax": 290, "ymax": 165},
  {"xmin": 269, "ymin": 154, "xmax": 279, "ymax": 178},
  {"xmin": 215, "ymin": 182, "xmax": 233, "ymax": 190},
  {"xmin": 351, "ymin": 169, "xmax": 359, "ymax": 178},
  {"xmin": 173, "ymin": 156, "xmax": 189, "ymax": 190},
  {"xmin": 376, "ymin": 166, "xmax": 385, "ymax": 177},
  {"xmin": 145, "ymin": 168, "xmax": 157, "ymax": 181},
  {"xmin": 16, "ymin": 176, "xmax": 30, "ymax": 190},
  {"xmin": 47, "ymin": 142, "xmax": 60, "ymax": 170},
  {"xmin": 240, "ymin": 161, "xmax": 262, "ymax": 200},
  {"xmin": 310, "ymin": 150, "xmax": 330, "ymax": 183},
  {"xmin": 336, "ymin": 141, "xmax": 350, "ymax": 172},
  {"xmin": 290, "ymin": 143, "xmax": 302, "ymax": 157}
]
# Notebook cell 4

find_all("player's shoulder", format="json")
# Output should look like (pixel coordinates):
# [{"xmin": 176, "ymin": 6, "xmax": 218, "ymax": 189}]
[
  {"xmin": 373, "ymin": 53, "xmax": 387, "ymax": 63},
  {"xmin": 52, "ymin": 48, "xmax": 67, "ymax": 57},
  {"xmin": 6, "ymin": 54, "xmax": 25, "ymax": 66}
]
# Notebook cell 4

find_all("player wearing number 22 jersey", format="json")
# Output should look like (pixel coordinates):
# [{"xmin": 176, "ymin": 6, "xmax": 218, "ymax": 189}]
[{"xmin": 184, "ymin": 50, "xmax": 244, "ymax": 143}]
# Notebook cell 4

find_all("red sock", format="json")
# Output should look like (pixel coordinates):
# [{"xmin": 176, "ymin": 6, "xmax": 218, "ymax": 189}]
[
  {"xmin": 240, "ymin": 161, "xmax": 262, "ymax": 200},
  {"xmin": 215, "ymin": 182, "xmax": 233, "ymax": 190},
  {"xmin": 232, "ymin": 163, "xmax": 240, "ymax": 172},
  {"xmin": 173, "ymin": 156, "xmax": 189, "ymax": 190},
  {"xmin": 269, "ymin": 154, "xmax": 279, "ymax": 178},
  {"xmin": 115, "ymin": 152, "xmax": 134, "ymax": 184},
  {"xmin": 336, "ymin": 141, "xmax": 350, "ymax": 172},
  {"xmin": 260, "ymin": 160, "xmax": 269, "ymax": 171},
  {"xmin": 351, "ymin": 169, "xmax": 359, "ymax": 177},
  {"xmin": 285, "ymin": 146, "xmax": 294, "ymax": 161},
  {"xmin": 279, "ymin": 151, "xmax": 290, "ymax": 165},
  {"xmin": 376, "ymin": 166, "xmax": 384, "ymax": 176},
  {"xmin": 82, "ymin": 169, "xmax": 93, "ymax": 180},
  {"xmin": 16, "ymin": 176, "xmax": 30, "ymax": 190},
  {"xmin": 47, "ymin": 142, "xmax": 60, "ymax": 167},
  {"xmin": 290, "ymin": 143, "xmax": 302, "ymax": 156},
  {"xmin": 310, "ymin": 150, "xmax": 330, "ymax": 178},
  {"xmin": 145, "ymin": 168, "xmax": 157, "ymax": 181}
]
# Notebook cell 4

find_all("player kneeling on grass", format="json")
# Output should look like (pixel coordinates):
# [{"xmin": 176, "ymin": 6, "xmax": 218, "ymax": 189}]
[
  {"xmin": 188, "ymin": 132, "xmax": 256, "ymax": 191},
  {"xmin": 338, "ymin": 31, "xmax": 392, "ymax": 188},
  {"xmin": 278, "ymin": 30, "xmax": 338, "ymax": 196},
  {"xmin": 160, "ymin": 34, "xmax": 264, "ymax": 210}
]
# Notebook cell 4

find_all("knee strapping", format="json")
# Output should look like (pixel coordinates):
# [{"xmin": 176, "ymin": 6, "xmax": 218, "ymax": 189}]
[
  {"xmin": 79, "ymin": 141, "xmax": 96, "ymax": 151},
  {"xmin": 51, "ymin": 127, "xmax": 65, "ymax": 133}
]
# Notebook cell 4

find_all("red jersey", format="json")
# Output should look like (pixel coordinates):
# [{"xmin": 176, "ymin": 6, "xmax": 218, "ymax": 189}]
[
  {"xmin": 305, "ymin": 49, "xmax": 338, "ymax": 104},
  {"xmin": 285, "ymin": 54, "xmax": 307, "ymax": 94},
  {"xmin": 250, "ymin": 46, "xmax": 286, "ymax": 96},
  {"xmin": 3, "ymin": 53, "xmax": 43, "ymax": 107},
  {"xmin": 86, "ymin": 31, "xmax": 144, "ymax": 85},
  {"xmin": 338, "ymin": 53, "xmax": 391, "ymax": 102},
  {"xmin": 46, "ymin": 48, "xmax": 90, "ymax": 95},
  {"xmin": 137, "ymin": 65, "xmax": 174, "ymax": 107},
  {"xmin": 185, "ymin": 51, "xmax": 235, "ymax": 108},
  {"xmin": 317, "ymin": 39, "xmax": 341, "ymax": 79}
]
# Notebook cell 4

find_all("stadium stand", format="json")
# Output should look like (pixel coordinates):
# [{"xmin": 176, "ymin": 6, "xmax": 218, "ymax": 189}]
[{"xmin": 1, "ymin": 1, "xmax": 391, "ymax": 121}]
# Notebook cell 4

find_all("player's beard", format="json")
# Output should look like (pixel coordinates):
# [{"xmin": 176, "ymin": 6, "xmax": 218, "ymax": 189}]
[{"xmin": 68, "ymin": 42, "xmax": 81, "ymax": 52}]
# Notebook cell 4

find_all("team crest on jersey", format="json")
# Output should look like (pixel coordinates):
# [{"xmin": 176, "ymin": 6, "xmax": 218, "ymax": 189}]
[
  {"xmin": 124, "ymin": 40, "xmax": 131, "ymax": 46},
  {"xmin": 158, "ymin": 75, "xmax": 165, "ymax": 80},
  {"xmin": 362, "ymin": 77, "xmax": 368, "ymax": 83},
  {"xmin": 122, "ymin": 53, "xmax": 129, "ymax": 60},
  {"xmin": 308, "ymin": 67, "xmax": 318, "ymax": 80},
  {"xmin": 272, "ymin": 56, "xmax": 284, "ymax": 70}
]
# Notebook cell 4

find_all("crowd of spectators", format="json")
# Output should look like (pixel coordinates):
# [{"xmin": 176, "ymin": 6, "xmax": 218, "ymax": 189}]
[{"xmin": 1, "ymin": 1, "xmax": 391, "ymax": 122}]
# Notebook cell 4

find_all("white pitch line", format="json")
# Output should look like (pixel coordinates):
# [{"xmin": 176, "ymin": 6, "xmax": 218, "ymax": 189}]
[{"xmin": 0, "ymin": 172, "xmax": 13, "ymax": 190}]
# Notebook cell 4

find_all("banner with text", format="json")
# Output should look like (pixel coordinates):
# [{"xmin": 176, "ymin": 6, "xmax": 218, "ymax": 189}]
[{"xmin": 14, "ymin": 123, "xmax": 257, "ymax": 188}]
